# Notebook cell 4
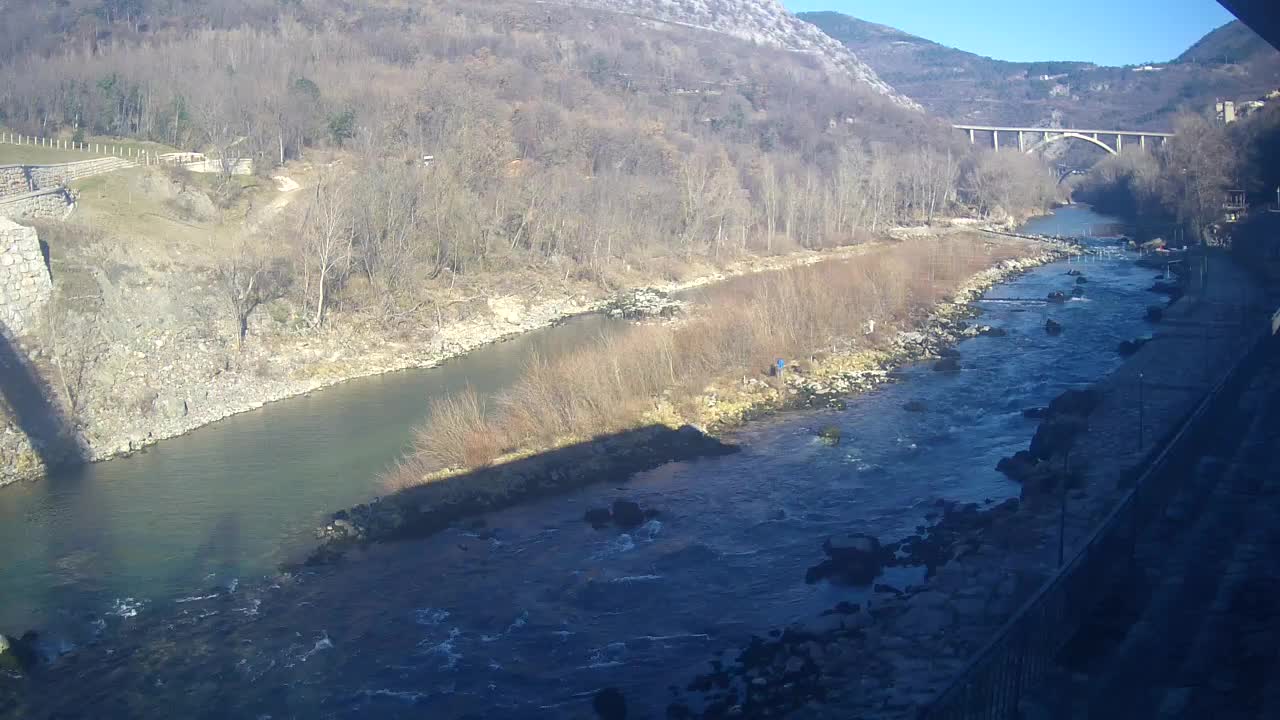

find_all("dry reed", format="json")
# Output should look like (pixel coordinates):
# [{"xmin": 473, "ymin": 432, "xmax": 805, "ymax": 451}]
[{"xmin": 388, "ymin": 235, "xmax": 1031, "ymax": 487}]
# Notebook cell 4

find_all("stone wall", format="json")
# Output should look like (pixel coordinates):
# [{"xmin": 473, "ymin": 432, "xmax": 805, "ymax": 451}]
[
  {"xmin": 30, "ymin": 157, "xmax": 136, "ymax": 187},
  {"xmin": 0, "ymin": 188, "xmax": 74, "ymax": 222},
  {"xmin": 0, "ymin": 166, "xmax": 32, "ymax": 199},
  {"xmin": 0, "ymin": 217, "xmax": 52, "ymax": 338},
  {"xmin": 0, "ymin": 159, "xmax": 136, "ymax": 202}
]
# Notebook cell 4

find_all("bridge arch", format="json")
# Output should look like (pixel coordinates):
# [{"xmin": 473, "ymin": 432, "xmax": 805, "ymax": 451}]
[{"xmin": 1025, "ymin": 132, "xmax": 1117, "ymax": 156}]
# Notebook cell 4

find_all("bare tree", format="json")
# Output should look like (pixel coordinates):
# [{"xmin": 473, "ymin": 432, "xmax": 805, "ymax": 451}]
[
  {"xmin": 299, "ymin": 172, "xmax": 353, "ymax": 327},
  {"xmin": 214, "ymin": 239, "xmax": 284, "ymax": 349}
]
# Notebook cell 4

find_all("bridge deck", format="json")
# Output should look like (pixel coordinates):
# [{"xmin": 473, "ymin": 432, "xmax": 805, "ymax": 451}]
[{"xmin": 953, "ymin": 124, "xmax": 1174, "ymax": 137}]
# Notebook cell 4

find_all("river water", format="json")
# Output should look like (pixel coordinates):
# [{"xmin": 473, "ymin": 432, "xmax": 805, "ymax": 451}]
[{"xmin": 3, "ymin": 207, "xmax": 1151, "ymax": 718}]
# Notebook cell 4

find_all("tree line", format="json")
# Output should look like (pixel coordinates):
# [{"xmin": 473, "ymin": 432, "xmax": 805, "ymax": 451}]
[
  {"xmin": 1, "ymin": 0, "xmax": 1063, "ymax": 339},
  {"xmin": 1074, "ymin": 107, "xmax": 1280, "ymax": 244}
]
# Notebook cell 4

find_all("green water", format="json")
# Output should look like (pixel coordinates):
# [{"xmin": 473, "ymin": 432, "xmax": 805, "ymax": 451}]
[{"xmin": 0, "ymin": 313, "xmax": 622, "ymax": 633}]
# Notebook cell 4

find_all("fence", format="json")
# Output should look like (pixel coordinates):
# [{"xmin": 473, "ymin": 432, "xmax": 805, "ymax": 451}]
[
  {"xmin": 918, "ymin": 322, "xmax": 1271, "ymax": 720},
  {"xmin": 0, "ymin": 130, "xmax": 153, "ymax": 161},
  {"xmin": 1, "ymin": 132, "xmax": 251, "ymax": 173}
]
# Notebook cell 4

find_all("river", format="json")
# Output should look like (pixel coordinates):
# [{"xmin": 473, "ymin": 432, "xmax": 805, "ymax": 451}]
[{"xmin": 3, "ymin": 207, "xmax": 1151, "ymax": 718}]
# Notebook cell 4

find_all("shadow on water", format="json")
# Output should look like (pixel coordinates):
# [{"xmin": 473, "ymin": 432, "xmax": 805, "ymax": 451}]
[
  {"xmin": 306, "ymin": 423, "xmax": 739, "ymax": 563},
  {"xmin": 7, "ymin": 425, "xmax": 738, "ymax": 720},
  {"xmin": 0, "ymin": 331, "xmax": 83, "ymax": 475}
]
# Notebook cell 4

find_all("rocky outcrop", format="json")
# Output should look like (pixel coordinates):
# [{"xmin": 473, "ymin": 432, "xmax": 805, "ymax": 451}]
[
  {"xmin": 562, "ymin": 0, "xmax": 920, "ymax": 109},
  {"xmin": 604, "ymin": 288, "xmax": 683, "ymax": 320},
  {"xmin": 998, "ymin": 387, "xmax": 1100, "ymax": 492}
]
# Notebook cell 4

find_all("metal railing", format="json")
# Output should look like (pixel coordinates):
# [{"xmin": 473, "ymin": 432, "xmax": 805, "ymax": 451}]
[{"xmin": 919, "ymin": 323, "xmax": 1271, "ymax": 719}]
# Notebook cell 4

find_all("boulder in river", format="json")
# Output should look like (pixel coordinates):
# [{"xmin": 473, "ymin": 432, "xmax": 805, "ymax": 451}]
[
  {"xmin": 1072, "ymin": 287, "xmax": 1085, "ymax": 298},
  {"xmin": 816, "ymin": 425, "xmax": 842, "ymax": 446},
  {"xmin": 1076, "ymin": 276, "xmax": 1089, "ymax": 285},
  {"xmin": 903, "ymin": 400, "xmax": 928, "ymax": 413},
  {"xmin": 978, "ymin": 326, "xmax": 1008, "ymax": 337},
  {"xmin": 805, "ymin": 533, "xmax": 891, "ymax": 585},
  {"xmin": 932, "ymin": 356, "xmax": 961, "ymax": 373},
  {"xmin": 584, "ymin": 500, "xmax": 653, "ymax": 530},
  {"xmin": 584, "ymin": 507, "xmax": 613, "ymax": 529},
  {"xmin": 1066, "ymin": 269, "xmax": 1083, "ymax": 276},
  {"xmin": 1047, "ymin": 291, "xmax": 1067, "ymax": 303},
  {"xmin": 1044, "ymin": 319, "xmax": 1063, "ymax": 336},
  {"xmin": 610, "ymin": 500, "xmax": 646, "ymax": 529},
  {"xmin": 1117, "ymin": 338, "xmax": 1150, "ymax": 357},
  {"xmin": 1022, "ymin": 406, "xmax": 1049, "ymax": 420},
  {"xmin": 593, "ymin": 687, "xmax": 627, "ymax": 720}
]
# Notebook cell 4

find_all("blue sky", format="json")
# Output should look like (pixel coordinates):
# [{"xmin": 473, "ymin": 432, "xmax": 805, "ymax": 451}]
[{"xmin": 784, "ymin": 1, "xmax": 1237, "ymax": 66}]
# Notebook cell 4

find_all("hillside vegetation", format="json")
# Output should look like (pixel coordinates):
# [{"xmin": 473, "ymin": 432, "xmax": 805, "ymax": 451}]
[
  {"xmin": 0, "ymin": 0, "xmax": 1063, "ymax": 482},
  {"xmin": 803, "ymin": 13, "xmax": 1280, "ymax": 130}
]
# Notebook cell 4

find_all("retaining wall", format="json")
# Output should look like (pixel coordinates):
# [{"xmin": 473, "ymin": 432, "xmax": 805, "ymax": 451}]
[
  {"xmin": 0, "ymin": 217, "xmax": 52, "ymax": 337},
  {"xmin": 0, "ymin": 187, "xmax": 75, "ymax": 221}
]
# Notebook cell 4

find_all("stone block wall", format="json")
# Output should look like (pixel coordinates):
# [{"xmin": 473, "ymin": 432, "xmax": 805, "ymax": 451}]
[
  {"xmin": 0, "ymin": 217, "xmax": 52, "ymax": 337},
  {"xmin": 0, "ymin": 187, "xmax": 74, "ymax": 221},
  {"xmin": 30, "ymin": 157, "xmax": 136, "ymax": 187},
  {"xmin": 0, "ymin": 166, "xmax": 32, "ymax": 199}
]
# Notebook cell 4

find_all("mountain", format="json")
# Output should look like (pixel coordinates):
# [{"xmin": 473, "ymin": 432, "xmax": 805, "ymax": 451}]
[
  {"xmin": 1177, "ymin": 20, "xmax": 1275, "ymax": 65},
  {"xmin": 561, "ymin": 1, "xmax": 920, "ymax": 109},
  {"xmin": 801, "ymin": 12, "xmax": 1280, "ymax": 130}
]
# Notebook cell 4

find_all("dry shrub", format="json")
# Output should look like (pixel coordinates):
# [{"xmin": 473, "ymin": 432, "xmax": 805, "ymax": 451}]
[
  {"xmin": 395, "ymin": 235, "xmax": 1031, "ymax": 483},
  {"xmin": 411, "ymin": 387, "xmax": 503, "ymax": 469}
]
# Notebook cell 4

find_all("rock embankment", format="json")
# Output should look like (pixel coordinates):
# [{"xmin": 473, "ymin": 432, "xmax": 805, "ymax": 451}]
[{"xmin": 308, "ymin": 425, "xmax": 733, "ymax": 564}]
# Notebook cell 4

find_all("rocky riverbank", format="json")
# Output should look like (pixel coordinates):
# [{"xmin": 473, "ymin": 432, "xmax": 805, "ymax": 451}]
[
  {"xmin": 308, "ymin": 237, "xmax": 1076, "ymax": 564},
  {"xmin": 660, "ymin": 250, "xmax": 1267, "ymax": 719},
  {"xmin": 0, "ymin": 241, "xmax": 896, "ymax": 489}
]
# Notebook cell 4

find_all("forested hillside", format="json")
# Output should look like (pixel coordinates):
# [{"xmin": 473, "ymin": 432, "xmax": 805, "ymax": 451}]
[
  {"xmin": 0, "ymin": 0, "xmax": 1055, "ymax": 312},
  {"xmin": 803, "ymin": 12, "xmax": 1280, "ymax": 130}
]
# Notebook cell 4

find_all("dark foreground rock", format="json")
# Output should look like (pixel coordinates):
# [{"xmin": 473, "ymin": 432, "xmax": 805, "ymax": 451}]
[
  {"xmin": 593, "ymin": 687, "xmax": 627, "ymax": 720},
  {"xmin": 1145, "ymin": 305, "xmax": 1164, "ymax": 322},
  {"xmin": 0, "ymin": 632, "xmax": 39, "ymax": 674},
  {"xmin": 1118, "ymin": 338, "xmax": 1150, "ymax": 357},
  {"xmin": 671, "ymin": 498, "xmax": 1022, "ymax": 718},
  {"xmin": 308, "ymin": 425, "xmax": 734, "ymax": 564},
  {"xmin": 610, "ymin": 499, "xmax": 646, "ymax": 529},
  {"xmin": 1045, "ymin": 318, "xmax": 1063, "ymax": 335},
  {"xmin": 805, "ymin": 533, "xmax": 893, "ymax": 585},
  {"xmin": 932, "ymin": 356, "xmax": 961, "ymax": 373}
]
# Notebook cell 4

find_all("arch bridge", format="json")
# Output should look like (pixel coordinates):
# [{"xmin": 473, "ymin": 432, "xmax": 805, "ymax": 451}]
[{"xmin": 953, "ymin": 125, "xmax": 1175, "ymax": 155}]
